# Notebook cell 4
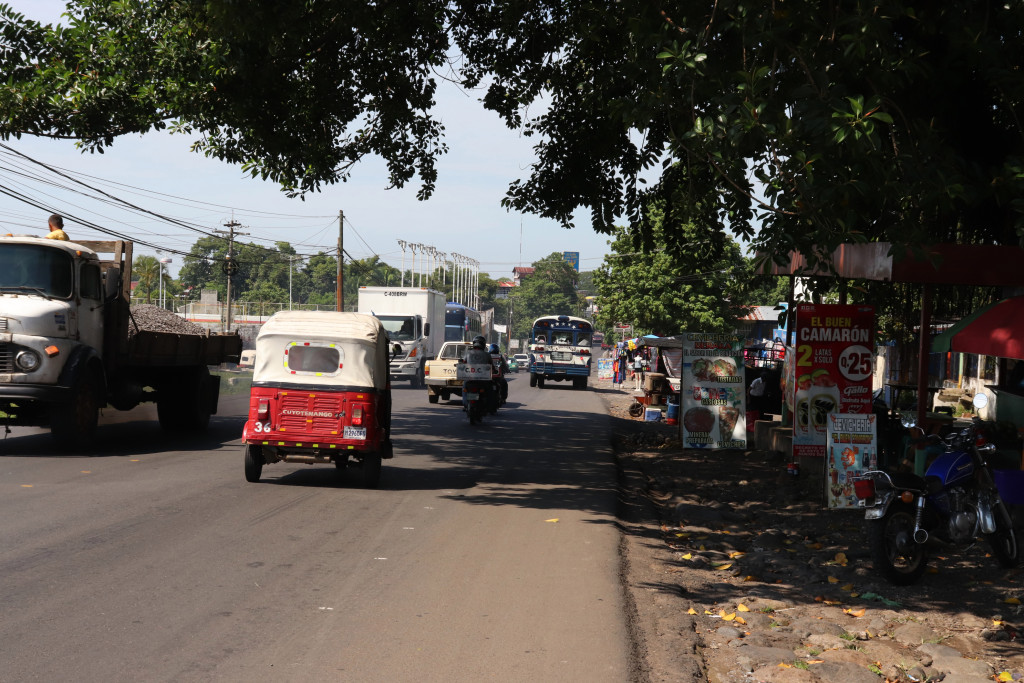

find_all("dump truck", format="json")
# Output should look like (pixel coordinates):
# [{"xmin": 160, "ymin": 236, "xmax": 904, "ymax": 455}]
[{"xmin": 0, "ymin": 235, "xmax": 241, "ymax": 447}]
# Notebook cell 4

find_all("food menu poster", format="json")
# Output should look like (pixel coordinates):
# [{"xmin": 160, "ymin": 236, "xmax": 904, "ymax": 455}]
[
  {"xmin": 681, "ymin": 333, "xmax": 746, "ymax": 450},
  {"xmin": 792, "ymin": 304, "xmax": 875, "ymax": 458},
  {"xmin": 826, "ymin": 413, "xmax": 878, "ymax": 510}
]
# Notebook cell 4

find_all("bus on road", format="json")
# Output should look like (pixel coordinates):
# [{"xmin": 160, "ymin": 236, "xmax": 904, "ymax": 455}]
[
  {"xmin": 528, "ymin": 315, "xmax": 593, "ymax": 389},
  {"xmin": 444, "ymin": 303, "xmax": 483, "ymax": 342}
]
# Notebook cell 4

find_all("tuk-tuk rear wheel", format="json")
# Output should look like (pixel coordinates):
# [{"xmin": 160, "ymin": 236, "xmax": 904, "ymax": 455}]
[{"xmin": 244, "ymin": 444, "xmax": 263, "ymax": 483}]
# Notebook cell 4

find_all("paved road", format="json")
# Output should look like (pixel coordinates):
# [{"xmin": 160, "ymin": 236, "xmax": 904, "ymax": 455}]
[{"xmin": 0, "ymin": 373, "xmax": 630, "ymax": 682}]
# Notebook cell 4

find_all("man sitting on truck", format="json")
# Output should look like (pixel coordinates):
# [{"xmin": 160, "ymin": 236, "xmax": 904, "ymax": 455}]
[{"xmin": 45, "ymin": 214, "xmax": 69, "ymax": 241}]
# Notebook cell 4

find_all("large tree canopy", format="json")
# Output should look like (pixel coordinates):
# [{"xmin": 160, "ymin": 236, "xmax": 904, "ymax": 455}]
[
  {"xmin": 595, "ymin": 205, "xmax": 749, "ymax": 336},
  {"xmin": 0, "ymin": 1, "xmax": 448, "ymax": 197},
  {"xmin": 1, "ymin": 2, "xmax": 1022, "ymax": 263}
]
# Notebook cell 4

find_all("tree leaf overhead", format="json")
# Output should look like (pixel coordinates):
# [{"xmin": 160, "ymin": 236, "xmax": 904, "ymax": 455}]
[{"xmin": 1, "ymin": 2, "xmax": 1022, "ymax": 264}]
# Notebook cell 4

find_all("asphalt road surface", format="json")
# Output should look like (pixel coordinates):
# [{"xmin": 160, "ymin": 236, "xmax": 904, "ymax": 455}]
[{"xmin": 0, "ymin": 373, "xmax": 630, "ymax": 682}]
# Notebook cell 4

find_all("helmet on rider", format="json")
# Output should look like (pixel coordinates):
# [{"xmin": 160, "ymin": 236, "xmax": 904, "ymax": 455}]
[
  {"xmin": 472, "ymin": 335, "xmax": 487, "ymax": 349},
  {"xmin": 488, "ymin": 344, "xmax": 499, "ymax": 354}
]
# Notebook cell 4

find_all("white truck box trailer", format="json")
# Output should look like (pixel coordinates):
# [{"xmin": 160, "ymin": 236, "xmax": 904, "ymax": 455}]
[{"xmin": 356, "ymin": 287, "xmax": 446, "ymax": 387}]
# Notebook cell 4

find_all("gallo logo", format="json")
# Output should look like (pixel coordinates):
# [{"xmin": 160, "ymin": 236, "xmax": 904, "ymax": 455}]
[{"xmin": 843, "ymin": 386, "xmax": 869, "ymax": 397}]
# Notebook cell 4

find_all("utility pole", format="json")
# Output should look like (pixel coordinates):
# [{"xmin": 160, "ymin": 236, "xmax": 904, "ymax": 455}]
[
  {"xmin": 213, "ymin": 219, "xmax": 248, "ymax": 333},
  {"xmin": 342, "ymin": 210, "xmax": 350, "ymax": 313}
]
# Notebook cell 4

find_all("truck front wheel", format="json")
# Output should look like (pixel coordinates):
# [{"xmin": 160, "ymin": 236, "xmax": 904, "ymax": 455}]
[{"xmin": 51, "ymin": 371, "xmax": 101, "ymax": 450}]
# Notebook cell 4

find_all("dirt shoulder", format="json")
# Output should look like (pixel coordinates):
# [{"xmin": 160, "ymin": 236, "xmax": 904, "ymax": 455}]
[{"xmin": 598, "ymin": 379, "xmax": 1024, "ymax": 683}]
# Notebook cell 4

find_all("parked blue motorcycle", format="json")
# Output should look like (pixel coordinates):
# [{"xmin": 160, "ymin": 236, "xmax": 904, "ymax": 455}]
[{"xmin": 853, "ymin": 394, "xmax": 1018, "ymax": 584}]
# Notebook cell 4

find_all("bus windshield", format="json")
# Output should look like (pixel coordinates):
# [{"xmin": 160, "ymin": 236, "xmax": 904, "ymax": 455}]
[
  {"xmin": 0, "ymin": 244, "xmax": 74, "ymax": 298},
  {"xmin": 533, "ymin": 316, "xmax": 593, "ymax": 347}
]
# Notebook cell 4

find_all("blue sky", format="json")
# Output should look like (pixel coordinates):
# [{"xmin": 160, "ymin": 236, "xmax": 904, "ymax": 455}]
[{"xmin": 2, "ymin": 1, "xmax": 616, "ymax": 280}]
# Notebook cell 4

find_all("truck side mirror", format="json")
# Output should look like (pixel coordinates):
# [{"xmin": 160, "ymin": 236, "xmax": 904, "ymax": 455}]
[
  {"xmin": 392, "ymin": 343, "xmax": 402, "ymax": 358},
  {"xmin": 424, "ymin": 323, "xmax": 430, "ymax": 337},
  {"xmin": 104, "ymin": 265, "xmax": 121, "ymax": 300}
]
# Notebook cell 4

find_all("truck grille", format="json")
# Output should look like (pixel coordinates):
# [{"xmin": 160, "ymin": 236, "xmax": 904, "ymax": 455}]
[
  {"xmin": 277, "ymin": 393, "xmax": 344, "ymax": 434},
  {"xmin": 0, "ymin": 318, "xmax": 7, "ymax": 331},
  {"xmin": 0, "ymin": 344, "xmax": 11, "ymax": 372}
]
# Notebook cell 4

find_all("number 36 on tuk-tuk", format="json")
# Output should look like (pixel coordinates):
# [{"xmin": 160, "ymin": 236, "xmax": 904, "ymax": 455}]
[{"xmin": 242, "ymin": 311, "xmax": 400, "ymax": 488}]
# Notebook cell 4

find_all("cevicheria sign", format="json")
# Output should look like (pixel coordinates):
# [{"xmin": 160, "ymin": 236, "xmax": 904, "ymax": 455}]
[
  {"xmin": 789, "ymin": 304, "xmax": 875, "ymax": 459},
  {"xmin": 680, "ymin": 333, "xmax": 746, "ymax": 450}
]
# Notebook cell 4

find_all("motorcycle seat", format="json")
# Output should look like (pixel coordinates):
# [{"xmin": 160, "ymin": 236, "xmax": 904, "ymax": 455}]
[{"xmin": 888, "ymin": 471, "xmax": 927, "ymax": 491}]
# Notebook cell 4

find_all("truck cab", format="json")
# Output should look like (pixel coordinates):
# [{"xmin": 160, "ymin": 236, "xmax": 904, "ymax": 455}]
[{"xmin": 0, "ymin": 236, "xmax": 109, "ymax": 401}]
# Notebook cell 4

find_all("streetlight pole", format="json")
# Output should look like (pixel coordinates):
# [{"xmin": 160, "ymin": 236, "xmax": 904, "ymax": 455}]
[
  {"xmin": 452, "ymin": 253, "xmax": 462, "ymax": 304},
  {"xmin": 159, "ymin": 257, "xmax": 172, "ymax": 309},
  {"xmin": 397, "ymin": 239, "xmax": 407, "ymax": 287}
]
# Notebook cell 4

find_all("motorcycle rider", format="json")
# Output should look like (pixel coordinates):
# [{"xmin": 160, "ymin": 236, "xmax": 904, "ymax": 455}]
[
  {"xmin": 462, "ymin": 335, "xmax": 497, "ymax": 412},
  {"xmin": 488, "ymin": 343, "xmax": 509, "ymax": 406}
]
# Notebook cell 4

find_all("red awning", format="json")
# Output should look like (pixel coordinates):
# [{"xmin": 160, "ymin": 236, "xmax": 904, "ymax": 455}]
[{"xmin": 931, "ymin": 296, "xmax": 1024, "ymax": 360}]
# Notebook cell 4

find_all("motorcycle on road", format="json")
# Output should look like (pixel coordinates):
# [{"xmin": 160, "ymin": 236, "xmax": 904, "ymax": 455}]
[
  {"xmin": 853, "ymin": 394, "xmax": 1018, "ymax": 584},
  {"xmin": 458, "ymin": 361, "xmax": 497, "ymax": 425}
]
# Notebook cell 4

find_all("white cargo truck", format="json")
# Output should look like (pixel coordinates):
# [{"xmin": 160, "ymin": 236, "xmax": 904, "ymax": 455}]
[{"xmin": 356, "ymin": 286, "xmax": 445, "ymax": 388}]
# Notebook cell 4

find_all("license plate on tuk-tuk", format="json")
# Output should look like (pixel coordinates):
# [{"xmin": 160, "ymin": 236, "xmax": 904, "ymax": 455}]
[
  {"xmin": 464, "ymin": 391, "xmax": 480, "ymax": 400},
  {"xmin": 343, "ymin": 426, "xmax": 367, "ymax": 440}
]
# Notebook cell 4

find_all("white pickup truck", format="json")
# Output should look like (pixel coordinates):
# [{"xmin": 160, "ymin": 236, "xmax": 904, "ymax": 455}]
[{"xmin": 423, "ymin": 341, "xmax": 471, "ymax": 403}]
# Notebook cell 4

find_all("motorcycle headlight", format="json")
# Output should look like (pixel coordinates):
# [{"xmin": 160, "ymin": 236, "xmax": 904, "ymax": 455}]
[{"xmin": 15, "ymin": 349, "xmax": 41, "ymax": 372}]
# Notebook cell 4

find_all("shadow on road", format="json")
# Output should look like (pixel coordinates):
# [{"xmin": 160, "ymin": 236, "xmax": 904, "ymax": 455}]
[{"xmin": 0, "ymin": 407, "xmax": 246, "ymax": 458}]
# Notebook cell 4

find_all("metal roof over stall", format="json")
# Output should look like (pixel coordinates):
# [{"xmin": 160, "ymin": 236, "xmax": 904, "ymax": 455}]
[{"xmin": 760, "ymin": 241, "xmax": 1024, "ymax": 426}]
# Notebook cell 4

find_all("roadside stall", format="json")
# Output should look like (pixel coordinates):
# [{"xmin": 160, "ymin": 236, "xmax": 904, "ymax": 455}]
[
  {"xmin": 932, "ymin": 295, "xmax": 1024, "ymax": 471},
  {"xmin": 636, "ymin": 336, "xmax": 683, "ymax": 420}
]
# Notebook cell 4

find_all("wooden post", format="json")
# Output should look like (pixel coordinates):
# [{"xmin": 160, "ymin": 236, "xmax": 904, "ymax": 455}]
[{"xmin": 916, "ymin": 284, "xmax": 933, "ymax": 430}]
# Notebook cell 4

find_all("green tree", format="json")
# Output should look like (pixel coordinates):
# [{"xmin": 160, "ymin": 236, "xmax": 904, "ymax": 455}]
[
  {"xmin": 3, "ymin": 3, "xmax": 1021, "ymax": 261},
  {"xmin": 508, "ymin": 253, "xmax": 580, "ymax": 338},
  {"xmin": 179, "ymin": 236, "xmax": 279, "ymax": 303},
  {"xmin": 303, "ymin": 252, "xmax": 339, "ymax": 308},
  {"xmin": 594, "ymin": 206, "xmax": 747, "ymax": 335},
  {"xmin": 132, "ymin": 255, "xmax": 159, "ymax": 303}
]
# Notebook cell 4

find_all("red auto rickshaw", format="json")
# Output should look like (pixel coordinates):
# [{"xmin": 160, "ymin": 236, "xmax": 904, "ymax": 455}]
[{"xmin": 242, "ymin": 311, "xmax": 396, "ymax": 487}]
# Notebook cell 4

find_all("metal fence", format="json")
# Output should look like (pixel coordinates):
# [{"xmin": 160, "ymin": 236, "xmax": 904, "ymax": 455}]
[{"xmin": 130, "ymin": 298, "xmax": 335, "ymax": 324}]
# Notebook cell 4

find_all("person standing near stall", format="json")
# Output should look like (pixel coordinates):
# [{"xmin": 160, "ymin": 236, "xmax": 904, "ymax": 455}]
[{"xmin": 632, "ymin": 353, "xmax": 644, "ymax": 391}]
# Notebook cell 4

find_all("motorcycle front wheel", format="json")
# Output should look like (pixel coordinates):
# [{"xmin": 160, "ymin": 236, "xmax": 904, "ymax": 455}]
[
  {"xmin": 987, "ymin": 499, "xmax": 1020, "ymax": 568},
  {"xmin": 867, "ymin": 502, "xmax": 929, "ymax": 585}
]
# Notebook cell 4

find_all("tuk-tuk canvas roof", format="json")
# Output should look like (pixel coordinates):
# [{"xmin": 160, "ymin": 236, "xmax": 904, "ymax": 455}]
[{"xmin": 253, "ymin": 311, "xmax": 389, "ymax": 390}]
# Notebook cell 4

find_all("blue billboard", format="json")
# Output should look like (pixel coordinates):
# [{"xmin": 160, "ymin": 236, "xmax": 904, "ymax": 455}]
[{"xmin": 562, "ymin": 251, "xmax": 580, "ymax": 272}]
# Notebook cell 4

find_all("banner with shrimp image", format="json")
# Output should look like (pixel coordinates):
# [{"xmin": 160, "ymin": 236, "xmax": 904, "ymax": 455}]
[
  {"xmin": 792, "ymin": 304, "xmax": 876, "ymax": 458},
  {"xmin": 681, "ymin": 333, "xmax": 746, "ymax": 449},
  {"xmin": 826, "ymin": 413, "xmax": 878, "ymax": 509}
]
